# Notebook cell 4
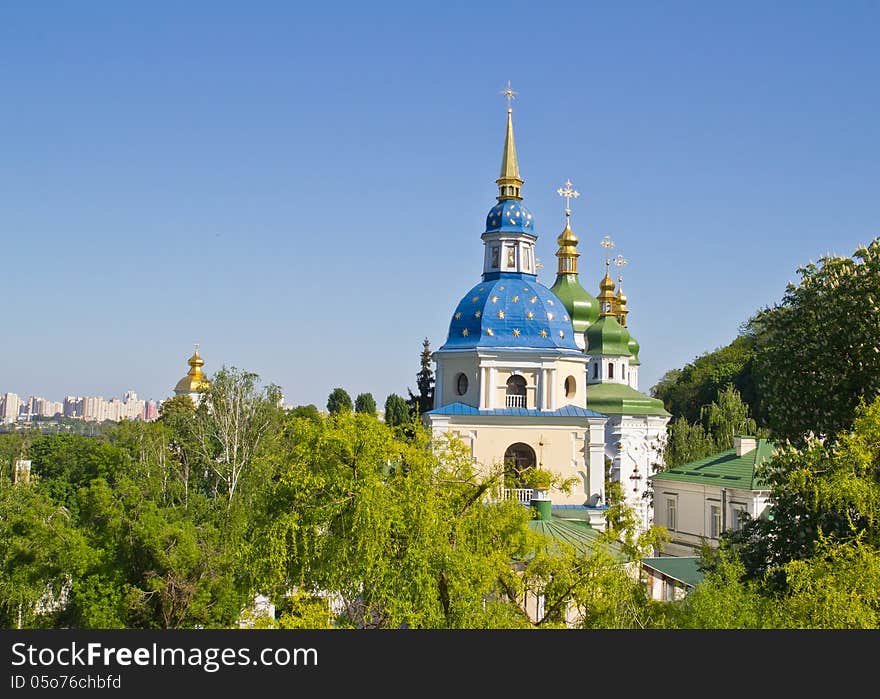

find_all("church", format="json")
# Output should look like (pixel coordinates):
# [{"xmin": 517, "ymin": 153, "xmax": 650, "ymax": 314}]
[{"xmin": 423, "ymin": 91, "xmax": 669, "ymax": 531}]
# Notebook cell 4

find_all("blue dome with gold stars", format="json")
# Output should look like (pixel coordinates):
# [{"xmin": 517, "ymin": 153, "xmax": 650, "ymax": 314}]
[
  {"xmin": 485, "ymin": 200, "xmax": 535, "ymax": 235},
  {"xmin": 441, "ymin": 274, "xmax": 580, "ymax": 351}
]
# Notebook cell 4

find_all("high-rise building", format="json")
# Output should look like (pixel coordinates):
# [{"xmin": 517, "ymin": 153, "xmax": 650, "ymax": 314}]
[
  {"xmin": 63, "ymin": 396, "xmax": 83, "ymax": 418},
  {"xmin": 0, "ymin": 393, "xmax": 21, "ymax": 424},
  {"xmin": 145, "ymin": 400, "xmax": 159, "ymax": 421}
]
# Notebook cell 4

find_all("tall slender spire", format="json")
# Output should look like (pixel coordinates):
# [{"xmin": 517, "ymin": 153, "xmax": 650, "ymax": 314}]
[{"xmin": 496, "ymin": 81, "xmax": 523, "ymax": 201}]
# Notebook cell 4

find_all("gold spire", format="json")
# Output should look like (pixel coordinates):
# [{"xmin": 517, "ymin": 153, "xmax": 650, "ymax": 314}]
[
  {"xmin": 616, "ymin": 276, "xmax": 629, "ymax": 326},
  {"xmin": 598, "ymin": 260, "xmax": 617, "ymax": 317},
  {"xmin": 496, "ymin": 81, "xmax": 523, "ymax": 201},
  {"xmin": 174, "ymin": 343, "xmax": 209, "ymax": 395},
  {"xmin": 612, "ymin": 254, "xmax": 629, "ymax": 325},
  {"xmin": 555, "ymin": 179, "xmax": 581, "ymax": 274}
]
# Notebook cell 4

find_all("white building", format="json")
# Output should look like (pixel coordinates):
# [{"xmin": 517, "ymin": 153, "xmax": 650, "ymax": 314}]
[
  {"xmin": 649, "ymin": 436, "xmax": 773, "ymax": 557},
  {"xmin": 0, "ymin": 392, "xmax": 21, "ymax": 424}
]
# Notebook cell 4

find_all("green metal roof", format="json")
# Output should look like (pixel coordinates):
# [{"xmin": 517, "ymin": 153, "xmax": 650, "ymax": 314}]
[
  {"xmin": 585, "ymin": 315, "xmax": 633, "ymax": 357},
  {"xmin": 651, "ymin": 438, "xmax": 774, "ymax": 490},
  {"xmin": 627, "ymin": 334, "xmax": 641, "ymax": 366},
  {"xmin": 641, "ymin": 556, "xmax": 704, "ymax": 588},
  {"xmin": 523, "ymin": 516, "xmax": 628, "ymax": 562},
  {"xmin": 549, "ymin": 273, "xmax": 600, "ymax": 336},
  {"xmin": 585, "ymin": 382, "xmax": 670, "ymax": 417}
]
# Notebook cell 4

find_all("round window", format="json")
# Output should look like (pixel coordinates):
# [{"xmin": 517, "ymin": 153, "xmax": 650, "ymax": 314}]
[
  {"xmin": 456, "ymin": 373, "xmax": 469, "ymax": 396},
  {"xmin": 564, "ymin": 375, "xmax": 576, "ymax": 398}
]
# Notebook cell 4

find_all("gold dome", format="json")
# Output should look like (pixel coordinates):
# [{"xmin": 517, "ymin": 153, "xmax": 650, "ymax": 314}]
[
  {"xmin": 174, "ymin": 345, "xmax": 210, "ymax": 395},
  {"xmin": 597, "ymin": 263, "xmax": 618, "ymax": 317},
  {"xmin": 555, "ymin": 217, "xmax": 580, "ymax": 274},
  {"xmin": 616, "ymin": 278, "xmax": 629, "ymax": 326}
]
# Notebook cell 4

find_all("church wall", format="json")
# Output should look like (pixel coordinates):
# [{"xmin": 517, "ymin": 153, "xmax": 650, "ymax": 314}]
[
  {"xmin": 429, "ymin": 419, "xmax": 604, "ymax": 506},
  {"xmin": 436, "ymin": 356, "xmax": 480, "ymax": 408}
]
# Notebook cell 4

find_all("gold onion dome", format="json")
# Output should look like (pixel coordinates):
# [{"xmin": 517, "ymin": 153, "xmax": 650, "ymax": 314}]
[
  {"xmin": 174, "ymin": 345, "xmax": 210, "ymax": 394},
  {"xmin": 550, "ymin": 205, "xmax": 599, "ymax": 334},
  {"xmin": 597, "ymin": 263, "xmax": 618, "ymax": 317}
]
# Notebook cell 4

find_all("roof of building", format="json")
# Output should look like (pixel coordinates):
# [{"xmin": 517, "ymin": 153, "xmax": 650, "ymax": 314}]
[
  {"xmin": 585, "ymin": 314, "xmax": 633, "ymax": 357},
  {"xmin": 484, "ymin": 199, "xmax": 535, "ymax": 235},
  {"xmin": 641, "ymin": 556, "xmax": 704, "ymax": 588},
  {"xmin": 523, "ymin": 516, "xmax": 627, "ymax": 562},
  {"xmin": 440, "ymin": 275, "xmax": 581, "ymax": 352},
  {"xmin": 585, "ymin": 382, "xmax": 670, "ymax": 417},
  {"xmin": 425, "ymin": 401, "xmax": 605, "ymax": 419},
  {"xmin": 651, "ymin": 438, "xmax": 774, "ymax": 490},
  {"xmin": 549, "ymin": 273, "xmax": 599, "ymax": 336}
]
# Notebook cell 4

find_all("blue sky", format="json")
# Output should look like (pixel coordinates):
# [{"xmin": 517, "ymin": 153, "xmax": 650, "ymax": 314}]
[{"xmin": 2, "ymin": 1, "xmax": 878, "ymax": 407}]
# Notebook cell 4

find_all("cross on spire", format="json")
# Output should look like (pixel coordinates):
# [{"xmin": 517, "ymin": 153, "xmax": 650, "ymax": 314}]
[
  {"xmin": 557, "ymin": 179, "xmax": 580, "ymax": 223},
  {"xmin": 500, "ymin": 80, "xmax": 518, "ymax": 112},
  {"xmin": 613, "ymin": 253, "xmax": 628, "ymax": 277},
  {"xmin": 600, "ymin": 235, "xmax": 615, "ymax": 266}
]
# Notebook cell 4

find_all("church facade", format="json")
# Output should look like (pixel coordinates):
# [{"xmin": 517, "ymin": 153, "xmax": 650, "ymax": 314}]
[{"xmin": 423, "ymin": 97, "xmax": 669, "ymax": 531}]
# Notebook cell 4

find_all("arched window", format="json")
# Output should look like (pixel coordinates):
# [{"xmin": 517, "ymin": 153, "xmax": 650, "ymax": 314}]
[
  {"xmin": 608, "ymin": 362, "xmax": 614, "ymax": 379},
  {"xmin": 504, "ymin": 442, "xmax": 536, "ymax": 488},
  {"xmin": 456, "ymin": 373, "xmax": 468, "ymax": 396},
  {"xmin": 506, "ymin": 375, "xmax": 527, "ymax": 408},
  {"xmin": 564, "ymin": 375, "xmax": 576, "ymax": 398}
]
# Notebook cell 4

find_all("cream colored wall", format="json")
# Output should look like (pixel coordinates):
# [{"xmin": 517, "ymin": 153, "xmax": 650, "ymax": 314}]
[
  {"xmin": 554, "ymin": 359, "xmax": 588, "ymax": 408},
  {"xmin": 440, "ymin": 422, "xmax": 594, "ymax": 505},
  {"xmin": 439, "ymin": 357, "xmax": 480, "ymax": 408}
]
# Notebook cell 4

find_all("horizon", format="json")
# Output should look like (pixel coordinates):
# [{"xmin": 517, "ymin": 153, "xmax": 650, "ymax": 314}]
[{"xmin": 3, "ymin": 2, "xmax": 878, "ymax": 407}]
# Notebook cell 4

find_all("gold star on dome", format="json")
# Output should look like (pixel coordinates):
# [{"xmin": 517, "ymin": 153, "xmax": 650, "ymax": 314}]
[
  {"xmin": 475, "ymin": 310, "xmax": 482, "ymax": 318},
  {"xmin": 513, "ymin": 328, "xmax": 521, "ymax": 337},
  {"xmin": 486, "ymin": 328, "xmax": 494, "ymax": 336},
  {"xmin": 559, "ymin": 330, "xmax": 565, "ymax": 338},
  {"xmin": 540, "ymin": 329, "xmax": 548, "ymax": 338},
  {"xmin": 547, "ymin": 299, "xmax": 554, "ymax": 306},
  {"xmin": 564, "ymin": 315, "xmax": 569, "ymax": 321},
  {"xmin": 499, "ymin": 286, "xmax": 505, "ymax": 290},
  {"xmin": 547, "ymin": 312, "xmax": 554, "ymax": 320},
  {"xmin": 523, "ymin": 287, "xmax": 529, "ymax": 291},
  {"xmin": 497, "ymin": 310, "xmax": 505, "ymax": 319},
  {"xmin": 512, "ymin": 295, "xmax": 519, "ymax": 302},
  {"xmin": 530, "ymin": 296, "xmax": 537, "ymax": 303},
  {"xmin": 509, "ymin": 219, "xmax": 516, "ymax": 225},
  {"xmin": 491, "ymin": 295, "xmax": 499, "ymax": 303},
  {"xmin": 472, "ymin": 296, "xmax": 480, "ymax": 303},
  {"xmin": 526, "ymin": 311, "xmax": 534, "ymax": 319},
  {"xmin": 454, "ymin": 312, "xmax": 462, "ymax": 319},
  {"xmin": 462, "ymin": 328, "xmax": 469, "ymax": 337}
]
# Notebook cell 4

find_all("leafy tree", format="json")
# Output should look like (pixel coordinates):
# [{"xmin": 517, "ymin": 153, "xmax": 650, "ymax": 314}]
[
  {"xmin": 326, "ymin": 388, "xmax": 353, "ymax": 415},
  {"xmin": 0, "ymin": 482, "xmax": 94, "ymax": 628},
  {"xmin": 354, "ymin": 392, "xmax": 377, "ymax": 416},
  {"xmin": 383, "ymin": 393, "xmax": 410, "ymax": 427},
  {"xmin": 407, "ymin": 338, "xmax": 435, "ymax": 416},
  {"xmin": 191, "ymin": 366, "xmax": 283, "ymax": 506},
  {"xmin": 651, "ymin": 335, "xmax": 760, "ymax": 425},
  {"xmin": 750, "ymin": 238, "xmax": 880, "ymax": 444},
  {"xmin": 290, "ymin": 404, "xmax": 321, "ymax": 423},
  {"xmin": 729, "ymin": 395, "xmax": 880, "ymax": 585}
]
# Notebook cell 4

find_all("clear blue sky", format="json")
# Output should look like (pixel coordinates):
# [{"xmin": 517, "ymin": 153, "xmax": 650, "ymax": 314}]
[{"xmin": 2, "ymin": 1, "xmax": 878, "ymax": 407}]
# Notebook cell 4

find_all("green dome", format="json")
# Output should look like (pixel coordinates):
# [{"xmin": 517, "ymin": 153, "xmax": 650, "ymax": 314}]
[
  {"xmin": 585, "ymin": 315, "xmax": 633, "ymax": 357},
  {"xmin": 628, "ymin": 334, "xmax": 641, "ymax": 366},
  {"xmin": 549, "ymin": 274, "xmax": 600, "ymax": 335}
]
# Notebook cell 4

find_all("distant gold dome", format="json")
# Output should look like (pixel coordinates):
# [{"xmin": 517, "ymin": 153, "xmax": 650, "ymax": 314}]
[{"xmin": 174, "ymin": 345, "xmax": 210, "ymax": 395}]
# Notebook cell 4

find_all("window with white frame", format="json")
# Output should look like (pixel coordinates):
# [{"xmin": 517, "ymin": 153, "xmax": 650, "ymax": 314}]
[
  {"xmin": 666, "ymin": 497, "xmax": 677, "ymax": 531},
  {"xmin": 729, "ymin": 505, "xmax": 747, "ymax": 532},
  {"xmin": 710, "ymin": 505, "xmax": 722, "ymax": 538}
]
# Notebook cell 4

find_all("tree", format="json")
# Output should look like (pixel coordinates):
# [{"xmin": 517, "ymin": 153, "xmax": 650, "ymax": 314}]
[
  {"xmin": 728, "ymin": 395, "xmax": 880, "ymax": 586},
  {"xmin": 192, "ymin": 366, "xmax": 283, "ymax": 507},
  {"xmin": 326, "ymin": 388, "xmax": 353, "ymax": 415},
  {"xmin": 354, "ymin": 393, "xmax": 377, "ymax": 416},
  {"xmin": 289, "ymin": 404, "xmax": 321, "ymax": 423},
  {"xmin": 750, "ymin": 238, "xmax": 880, "ymax": 444},
  {"xmin": 383, "ymin": 393, "xmax": 410, "ymax": 428},
  {"xmin": 651, "ymin": 335, "xmax": 760, "ymax": 425},
  {"xmin": 407, "ymin": 338, "xmax": 435, "ymax": 416}
]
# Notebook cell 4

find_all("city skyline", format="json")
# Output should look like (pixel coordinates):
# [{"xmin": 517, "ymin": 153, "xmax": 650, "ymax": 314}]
[{"xmin": 3, "ymin": 3, "xmax": 878, "ymax": 408}]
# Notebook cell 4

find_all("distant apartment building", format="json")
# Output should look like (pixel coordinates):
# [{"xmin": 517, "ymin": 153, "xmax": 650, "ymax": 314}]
[
  {"xmin": 145, "ymin": 399, "xmax": 159, "ymax": 421},
  {"xmin": 0, "ymin": 392, "xmax": 21, "ymax": 424},
  {"xmin": 63, "ymin": 396, "xmax": 83, "ymax": 418}
]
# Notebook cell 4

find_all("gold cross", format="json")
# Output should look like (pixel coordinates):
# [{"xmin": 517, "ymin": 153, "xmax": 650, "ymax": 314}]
[
  {"xmin": 557, "ymin": 179, "xmax": 580, "ymax": 222},
  {"xmin": 500, "ymin": 80, "xmax": 518, "ymax": 111},
  {"xmin": 600, "ymin": 235, "xmax": 615, "ymax": 265}
]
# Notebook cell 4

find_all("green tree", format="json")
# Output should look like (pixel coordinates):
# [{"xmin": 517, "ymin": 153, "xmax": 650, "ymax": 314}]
[
  {"xmin": 289, "ymin": 404, "xmax": 321, "ymax": 423},
  {"xmin": 407, "ymin": 337, "xmax": 435, "ymax": 416},
  {"xmin": 383, "ymin": 393, "xmax": 410, "ymax": 428},
  {"xmin": 0, "ymin": 482, "xmax": 94, "ymax": 628},
  {"xmin": 354, "ymin": 392, "xmax": 377, "ymax": 416},
  {"xmin": 750, "ymin": 238, "xmax": 880, "ymax": 444},
  {"xmin": 326, "ymin": 388, "xmax": 353, "ymax": 415}
]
